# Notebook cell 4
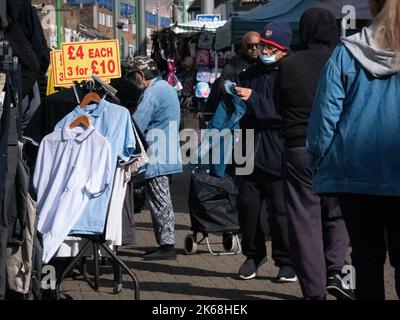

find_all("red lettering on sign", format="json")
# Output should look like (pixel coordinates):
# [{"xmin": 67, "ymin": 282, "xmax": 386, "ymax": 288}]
[
  {"xmin": 89, "ymin": 47, "xmax": 113, "ymax": 58},
  {"xmin": 76, "ymin": 46, "xmax": 84, "ymax": 59},
  {"xmin": 108, "ymin": 60, "xmax": 115, "ymax": 73},
  {"xmin": 68, "ymin": 46, "xmax": 75, "ymax": 60}
]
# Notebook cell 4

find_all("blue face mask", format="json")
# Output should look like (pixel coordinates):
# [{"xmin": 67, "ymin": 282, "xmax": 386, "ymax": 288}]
[{"xmin": 260, "ymin": 54, "xmax": 276, "ymax": 65}]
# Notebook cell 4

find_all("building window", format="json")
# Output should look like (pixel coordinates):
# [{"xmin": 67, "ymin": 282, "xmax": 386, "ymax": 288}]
[
  {"xmin": 99, "ymin": 12, "xmax": 106, "ymax": 26},
  {"xmin": 106, "ymin": 14, "xmax": 113, "ymax": 28}
]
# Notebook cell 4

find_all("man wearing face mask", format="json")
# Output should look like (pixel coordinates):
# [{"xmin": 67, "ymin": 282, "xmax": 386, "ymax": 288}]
[
  {"xmin": 129, "ymin": 56, "xmax": 183, "ymax": 260},
  {"xmin": 234, "ymin": 22, "xmax": 297, "ymax": 282}
]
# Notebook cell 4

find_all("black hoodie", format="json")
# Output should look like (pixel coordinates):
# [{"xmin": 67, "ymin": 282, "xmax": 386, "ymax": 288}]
[
  {"xmin": 4, "ymin": 0, "xmax": 50, "ymax": 96},
  {"xmin": 275, "ymin": 8, "xmax": 339, "ymax": 147}
]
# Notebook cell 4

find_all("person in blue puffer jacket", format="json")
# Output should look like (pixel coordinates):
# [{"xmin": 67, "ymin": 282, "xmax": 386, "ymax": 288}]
[{"xmin": 307, "ymin": 0, "xmax": 400, "ymax": 300}]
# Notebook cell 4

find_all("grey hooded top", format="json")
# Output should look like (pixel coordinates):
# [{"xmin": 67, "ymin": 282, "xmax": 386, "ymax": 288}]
[{"xmin": 341, "ymin": 26, "xmax": 400, "ymax": 77}]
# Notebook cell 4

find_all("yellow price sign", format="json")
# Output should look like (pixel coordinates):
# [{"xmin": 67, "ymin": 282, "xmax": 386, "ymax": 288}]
[
  {"xmin": 61, "ymin": 40, "xmax": 121, "ymax": 81},
  {"xmin": 51, "ymin": 50, "xmax": 74, "ymax": 87}
]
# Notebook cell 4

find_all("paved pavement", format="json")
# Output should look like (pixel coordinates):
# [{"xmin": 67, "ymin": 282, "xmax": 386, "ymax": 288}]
[
  {"xmin": 58, "ymin": 116, "xmax": 398, "ymax": 301},
  {"xmin": 58, "ymin": 164, "xmax": 398, "ymax": 301}
]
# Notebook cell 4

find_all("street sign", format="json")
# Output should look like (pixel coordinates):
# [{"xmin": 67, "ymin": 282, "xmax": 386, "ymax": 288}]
[
  {"xmin": 61, "ymin": 39, "xmax": 121, "ymax": 81},
  {"xmin": 196, "ymin": 14, "xmax": 221, "ymax": 22}
]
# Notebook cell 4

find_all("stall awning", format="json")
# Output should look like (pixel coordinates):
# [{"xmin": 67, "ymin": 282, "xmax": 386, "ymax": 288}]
[
  {"xmin": 215, "ymin": 0, "xmax": 372, "ymax": 50},
  {"xmin": 171, "ymin": 20, "xmax": 227, "ymax": 35}
]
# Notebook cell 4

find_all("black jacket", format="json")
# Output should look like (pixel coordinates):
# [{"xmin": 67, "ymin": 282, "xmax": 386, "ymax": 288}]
[
  {"xmin": 4, "ymin": 0, "xmax": 50, "ymax": 97},
  {"xmin": 205, "ymin": 54, "xmax": 257, "ymax": 113},
  {"xmin": 238, "ymin": 60, "xmax": 284, "ymax": 178},
  {"xmin": 275, "ymin": 8, "xmax": 339, "ymax": 147},
  {"xmin": 222, "ymin": 54, "xmax": 257, "ymax": 83}
]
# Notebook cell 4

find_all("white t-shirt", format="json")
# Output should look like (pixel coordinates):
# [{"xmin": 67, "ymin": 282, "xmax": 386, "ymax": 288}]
[{"xmin": 34, "ymin": 124, "xmax": 112, "ymax": 263}]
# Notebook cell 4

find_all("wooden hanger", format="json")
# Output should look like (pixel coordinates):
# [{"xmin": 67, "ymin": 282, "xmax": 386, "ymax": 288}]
[
  {"xmin": 80, "ymin": 91, "xmax": 101, "ymax": 109},
  {"xmin": 69, "ymin": 115, "xmax": 91, "ymax": 129}
]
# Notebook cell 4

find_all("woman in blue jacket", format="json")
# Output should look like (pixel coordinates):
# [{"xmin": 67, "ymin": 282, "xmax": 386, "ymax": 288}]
[{"xmin": 307, "ymin": 0, "xmax": 400, "ymax": 300}]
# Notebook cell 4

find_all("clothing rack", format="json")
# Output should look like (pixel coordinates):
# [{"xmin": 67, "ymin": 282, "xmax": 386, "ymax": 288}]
[
  {"xmin": 55, "ymin": 81, "xmax": 140, "ymax": 300},
  {"xmin": 56, "ymin": 235, "xmax": 139, "ymax": 300},
  {"xmin": 91, "ymin": 74, "xmax": 118, "ymax": 97}
]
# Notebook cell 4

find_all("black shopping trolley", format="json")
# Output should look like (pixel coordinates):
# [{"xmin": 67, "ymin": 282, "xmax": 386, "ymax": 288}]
[{"xmin": 185, "ymin": 168, "xmax": 241, "ymax": 256}]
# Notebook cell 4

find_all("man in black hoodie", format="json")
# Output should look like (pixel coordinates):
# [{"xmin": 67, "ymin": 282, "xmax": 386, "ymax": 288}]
[
  {"xmin": 234, "ymin": 22, "xmax": 297, "ymax": 283},
  {"xmin": 275, "ymin": 8, "xmax": 353, "ymax": 300}
]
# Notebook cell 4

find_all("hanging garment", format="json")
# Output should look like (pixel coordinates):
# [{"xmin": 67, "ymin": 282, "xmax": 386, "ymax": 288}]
[
  {"xmin": 23, "ymin": 86, "xmax": 122, "ymax": 147},
  {"xmin": 55, "ymin": 164, "xmax": 132, "ymax": 256},
  {"xmin": 209, "ymin": 68, "xmax": 223, "ymax": 85},
  {"xmin": 34, "ymin": 125, "xmax": 112, "ymax": 263},
  {"xmin": 196, "ymin": 49, "xmax": 210, "ymax": 68},
  {"xmin": 210, "ymin": 51, "xmax": 225, "ymax": 68},
  {"xmin": 21, "ymin": 81, "xmax": 41, "ymax": 130},
  {"xmin": 7, "ymin": 141, "xmax": 30, "ymax": 247},
  {"xmin": 196, "ymin": 67, "xmax": 211, "ymax": 83},
  {"xmin": 198, "ymin": 80, "xmax": 247, "ymax": 177},
  {"xmin": 122, "ymin": 178, "xmax": 136, "ymax": 245},
  {"xmin": 104, "ymin": 164, "xmax": 132, "ymax": 246},
  {"xmin": 0, "ymin": 75, "xmax": 12, "ymax": 300},
  {"xmin": 0, "ymin": 73, "xmax": 20, "ymax": 300},
  {"xmin": 105, "ymin": 166, "xmax": 124, "ymax": 246},
  {"xmin": 0, "ymin": 73, "xmax": 5, "ymax": 114},
  {"xmin": 4, "ymin": 0, "xmax": 49, "ymax": 97},
  {"xmin": 54, "ymin": 99, "xmax": 136, "ymax": 235},
  {"xmin": 195, "ymin": 82, "xmax": 210, "ymax": 99},
  {"xmin": 56, "ymin": 121, "xmax": 146, "ymax": 255},
  {"xmin": 6, "ymin": 194, "xmax": 36, "ymax": 294},
  {"xmin": 166, "ymin": 60, "xmax": 183, "ymax": 92}
]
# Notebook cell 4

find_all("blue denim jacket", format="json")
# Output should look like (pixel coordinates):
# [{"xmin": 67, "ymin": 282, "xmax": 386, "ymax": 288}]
[
  {"xmin": 198, "ymin": 81, "xmax": 247, "ymax": 177},
  {"xmin": 307, "ymin": 44, "xmax": 400, "ymax": 196},
  {"xmin": 133, "ymin": 77, "xmax": 183, "ymax": 180}
]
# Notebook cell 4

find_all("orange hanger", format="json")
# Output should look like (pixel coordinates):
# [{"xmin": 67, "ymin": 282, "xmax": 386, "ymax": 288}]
[
  {"xmin": 80, "ymin": 91, "xmax": 101, "ymax": 109},
  {"xmin": 69, "ymin": 115, "xmax": 91, "ymax": 129}
]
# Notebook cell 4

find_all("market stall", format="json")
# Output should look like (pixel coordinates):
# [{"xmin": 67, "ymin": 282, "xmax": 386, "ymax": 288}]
[
  {"xmin": 215, "ymin": 0, "xmax": 372, "ymax": 50},
  {"xmin": 151, "ymin": 20, "xmax": 230, "ymax": 124}
]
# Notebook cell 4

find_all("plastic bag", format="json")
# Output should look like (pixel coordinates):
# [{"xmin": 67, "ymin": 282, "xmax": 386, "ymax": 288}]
[{"xmin": 166, "ymin": 60, "xmax": 183, "ymax": 92}]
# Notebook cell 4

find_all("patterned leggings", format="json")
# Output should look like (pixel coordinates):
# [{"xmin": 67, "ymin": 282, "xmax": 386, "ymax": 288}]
[{"xmin": 146, "ymin": 176, "xmax": 175, "ymax": 245}]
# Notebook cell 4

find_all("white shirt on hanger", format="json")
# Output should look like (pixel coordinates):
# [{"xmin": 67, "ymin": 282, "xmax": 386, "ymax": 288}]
[
  {"xmin": 34, "ymin": 124, "xmax": 112, "ymax": 264},
  {"xmin": 105, "ymin": 166, "xmax": 125, "ymax": 246}
]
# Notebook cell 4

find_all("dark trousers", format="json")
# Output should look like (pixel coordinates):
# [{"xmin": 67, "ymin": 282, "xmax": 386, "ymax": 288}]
[
  {"xmin": 338, "ymin": 194, "xmax": 400, "ymax": 300},
  {"xmin": 283, "ymin": 147, "xmax": 349, "ymax": 298},
  {"xmin": 238, "ymin": 172, "xmax": 292, "ymax": 267}
]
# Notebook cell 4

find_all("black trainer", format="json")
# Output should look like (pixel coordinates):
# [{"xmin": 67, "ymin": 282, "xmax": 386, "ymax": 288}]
[
  {"xmin": 144, "ymin": 246, "xmax": 177, "ymax": 260},
  {"xmin": 326, "ymin": 272, "xmax": 355, "ymax": 300},
  {"xmin": 303, "ymin": 294, "xmax": 327, "ymax": 300},
  {"xmin": 275, "ymin": 265, "xmax": 298, "ymax": 283},
  {"xmin": 238, "ymin": 256, "xmax": 267, "ymax": 280}
]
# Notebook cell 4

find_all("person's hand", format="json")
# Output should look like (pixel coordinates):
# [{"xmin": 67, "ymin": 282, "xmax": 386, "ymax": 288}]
[{"xmin": 235, "ymin": 87, "xmax": 252, "ymax": 101}]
